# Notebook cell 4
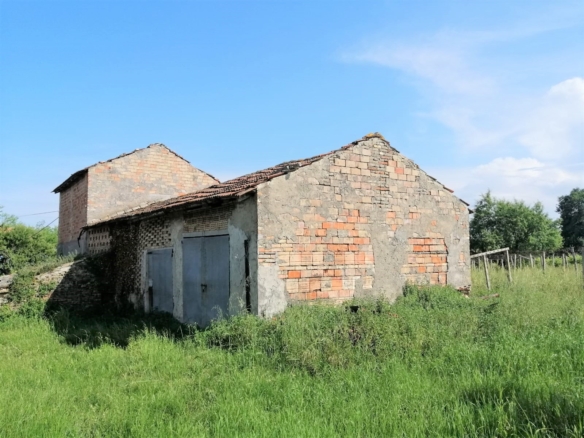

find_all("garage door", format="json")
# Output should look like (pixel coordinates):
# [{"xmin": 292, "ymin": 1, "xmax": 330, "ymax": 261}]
[
  {"xmin": 147, "ymin": 248, "xmax": 174, "ymax": 314},
  {"xmin": 183, "ymin": 235, "xmax": 230, "ymax": 327}
]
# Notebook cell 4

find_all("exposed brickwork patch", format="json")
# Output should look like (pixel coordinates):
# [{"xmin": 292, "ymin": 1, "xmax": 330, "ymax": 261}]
[
  {"xmin": 258, "ymin": 137, "xmax": 469, "ymax": 303},
  {"xmin": 402, "ymin": 235, "xmax": 448, "ymax": 285}
]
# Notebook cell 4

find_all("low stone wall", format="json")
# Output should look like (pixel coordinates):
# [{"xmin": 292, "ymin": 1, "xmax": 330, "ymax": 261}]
[{"xmin": 0, "ymin": 255, "xmax": 112, "ymax": 311}]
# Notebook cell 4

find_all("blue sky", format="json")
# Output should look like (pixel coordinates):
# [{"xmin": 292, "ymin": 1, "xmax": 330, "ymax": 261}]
[{"xmin": 1, "ymin": 0, "xmax": 583, "ymax": 225}]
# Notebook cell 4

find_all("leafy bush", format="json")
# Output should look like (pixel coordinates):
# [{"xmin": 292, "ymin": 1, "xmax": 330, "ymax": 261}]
[
  {"xmin": 8, "ymin": 272, "xmax": 37, "ymax": 303},
  {"xmin": 0, "ymin": 207, "xmax": 58, "ymax": 274}
]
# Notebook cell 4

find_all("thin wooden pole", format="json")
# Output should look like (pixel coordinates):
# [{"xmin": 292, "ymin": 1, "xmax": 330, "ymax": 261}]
[
  {"xmin": 573, "ymin": 248, "xmax": 578, "ymax": 272},
  {"xmin": 551, "ymin": 252, "xmax": 555, "ymax": 268},
  {"xmin": 563, "ymin": 253, "xmax": 567, "ymax": 271},
  {"xmin": 542, "ymin": 251, "xmax": 546, "ymax": 273},
  {"xmin": 530, "ymin": 254, "xmax": 534, "ymax": 268},
  {"xmin": 513, "ymin": 253, "xmax": 517, "ymax": 270},
  {"xmin": 505, "ymin": 250, "xmax": 513, "ymax": 283},
  {"xmin": 581, "ymin": 247, "xmax": 584, "ymax": 287},
  {"xmin": 483, "ymin": 254, "xmax": 491, "ymax": 291},
  {"xmin": 581, "ymin": 248, "xmax": 584, "ymax": 287}
]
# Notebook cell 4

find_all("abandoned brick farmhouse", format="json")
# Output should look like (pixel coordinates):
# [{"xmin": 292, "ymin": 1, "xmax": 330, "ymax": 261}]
[{"xmin": 54, "ymin": 134, "xmax": 471, "ymax": 325}]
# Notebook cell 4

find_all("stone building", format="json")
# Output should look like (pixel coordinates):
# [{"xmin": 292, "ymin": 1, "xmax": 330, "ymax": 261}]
[
  {"xmin": 53, "ymin": 143, "xmax": 218, "ymax": 255},
  {"xmin": 84, "ymin": 133, "xmax": 471, "ymax": 326}
]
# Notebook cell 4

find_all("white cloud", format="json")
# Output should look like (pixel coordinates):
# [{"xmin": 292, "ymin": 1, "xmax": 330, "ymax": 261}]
[
  {"xmin": 429, "ymin": 157, "xmax": 583, "ymax": 214},
  {"xmin": 343, "ymin": 16, "xmax": 584, "ymax": 214},
  {"xmin": 519, "ymin": 77, "xmax": 584, "ymax": 161}
]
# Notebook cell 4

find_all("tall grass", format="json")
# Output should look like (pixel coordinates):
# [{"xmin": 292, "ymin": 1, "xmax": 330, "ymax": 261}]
[{"xmin": 0, "ymin": 266, "xmax": 582, "ymax": 437}]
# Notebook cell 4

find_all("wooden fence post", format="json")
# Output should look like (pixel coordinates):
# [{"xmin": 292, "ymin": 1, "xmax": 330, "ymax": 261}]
[
  {"xmin": 505, "ymin": 250, "xmax": 512, "ymax": 283},
  {"xmin": 483, "ymin": 254, "xmax": 491, "ymax": 291},
  {"xmin": 530, "ymin": 254, "xmax": 534, "ymax": 268},
  {"xmin": 542, "ymin": 251, "xmax": 546, "ymax": 273},
  {"xmin": 563, "ymin": 253, "xmax": 566, "ymax": 271},
  {"xmin": 573, "ymin": 248, "xmax": 578, "ymax": 272}
]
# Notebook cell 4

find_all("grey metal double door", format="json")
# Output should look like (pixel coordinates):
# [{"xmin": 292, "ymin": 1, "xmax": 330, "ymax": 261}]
[
  {"xmin": 183, "ymin": 235, "xmax": 230, "ymax": 327},
  {"xmin": 147, "ymin": 248, "xmax": 174, "ymax": 314}
]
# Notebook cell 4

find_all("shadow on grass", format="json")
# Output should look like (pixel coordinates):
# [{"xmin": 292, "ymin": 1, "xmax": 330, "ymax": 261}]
[
  {"xmin": 461, "ymin": 381, "xmax": 583, "ymax": 436},
  {"xmin": 46, "ymin": 307, "xmax": 194, "ymax": 349}
]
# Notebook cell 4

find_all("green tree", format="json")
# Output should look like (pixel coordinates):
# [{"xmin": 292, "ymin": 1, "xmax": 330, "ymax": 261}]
[
  {"xmin": 0, "ymin": 207, "xmax": 58, "ymax": 274},
  {"xmin": 556, "ymin": 188, "xmax": 584, "ymax": 249},
  {"xmin": 470, "ymin": 192, "xmax": 563, "ymax": 253}
]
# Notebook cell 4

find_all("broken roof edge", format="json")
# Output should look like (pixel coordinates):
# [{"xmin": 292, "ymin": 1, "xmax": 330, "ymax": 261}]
[{"xmin": 52, "ymin": 142, "xmax": 218, "ymax": 193}]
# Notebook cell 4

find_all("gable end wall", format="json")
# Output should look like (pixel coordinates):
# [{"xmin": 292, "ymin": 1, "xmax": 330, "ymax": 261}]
[
  {"xmin": 86, "ymin": 145, "xmax": 218, "ymax": 224},
  {"xmin": 255, "ymin": 137, "xmax": 470, "ymax": 316}
]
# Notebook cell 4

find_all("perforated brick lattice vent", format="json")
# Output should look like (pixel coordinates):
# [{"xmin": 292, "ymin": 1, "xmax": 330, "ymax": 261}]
[
  {"xmin": 87, "ymin": 226, "xmax": 111, "ymax": 255},
  {"xmin": 138, "ymin": 218, "xmax": 172, "ymax": 249},
  {"xmin": 184, "ymin": 204, "xmax": 234, "ymax": 233}
]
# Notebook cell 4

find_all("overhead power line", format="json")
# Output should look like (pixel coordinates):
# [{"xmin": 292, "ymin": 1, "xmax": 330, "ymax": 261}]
[
  {"xmin": 34, "ymin": 217, "xmax": 59, "ymax": 234},
  {"xmin": 17, "ymin": 211, "xmax": 59, "ymax": 217}
]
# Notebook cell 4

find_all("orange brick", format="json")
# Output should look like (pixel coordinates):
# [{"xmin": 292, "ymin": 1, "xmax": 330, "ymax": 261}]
[
  {"xmin": 332, "ymin": 278, "xmax": 343, "ymax": 289},
  {"xmin": 288, "ymin": 270, "xmax": 301, "ymax": 279},
  {"xmin": 309, "ymin": 278, "xmax": 321, "ymax": 291},
  {"xmin": 316, "ymin": 229, "xmax": 327, "ymax": 237}
]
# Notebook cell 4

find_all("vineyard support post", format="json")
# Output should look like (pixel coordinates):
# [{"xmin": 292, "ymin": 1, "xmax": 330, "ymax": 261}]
[
  {"xmin": 483, "ymin": 254, "xmax": 491, "ymax": 291},
  {"xmin": 505, "ymin": 250, "xmax": 512, "ymax": 283}
]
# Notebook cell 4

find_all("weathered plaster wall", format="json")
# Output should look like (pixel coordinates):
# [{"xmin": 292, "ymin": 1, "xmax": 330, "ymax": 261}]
[
  {"xmin": 103, "ymin": 196, "xmax": 258, "ymax": 324},
  {"xmin": 87, "ymin": 144, "xmax": 218, "ymax": 224},
  {"xmin": 57, "ymin": 174, "xmax": 88, "ymax": 255},
  {"xmin": 256, "ymin": 137, "xmax": 470, "ymax": 316}
]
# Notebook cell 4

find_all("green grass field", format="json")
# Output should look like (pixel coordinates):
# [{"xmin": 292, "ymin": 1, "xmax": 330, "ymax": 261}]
[{"xmin": 0, "ymin": 267, "xmax": 583, "ymax": 437}]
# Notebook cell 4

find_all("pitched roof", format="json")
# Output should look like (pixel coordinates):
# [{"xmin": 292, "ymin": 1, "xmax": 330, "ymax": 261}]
[
  {"xmin": 87, "ymin": 133, "xmax": 470, "ymax": 227},
  {"xmin": 52, "ymin": 143, "xmax": 209, "ymax": 193}
]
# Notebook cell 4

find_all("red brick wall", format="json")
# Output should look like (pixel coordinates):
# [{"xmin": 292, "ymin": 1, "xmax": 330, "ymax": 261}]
[
  {"xmin": 57, "ymin": 173, "xmax": 88, "ymax": 252},
  {"xmin": 256, "ymin": 136, "xmax": 470, "ymax": 307},
  {"xmin": 87, "ymin": 145, "xmax": 218, "ymax": 224}
]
